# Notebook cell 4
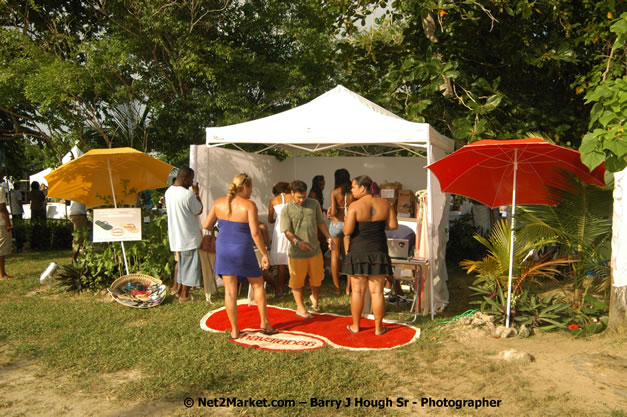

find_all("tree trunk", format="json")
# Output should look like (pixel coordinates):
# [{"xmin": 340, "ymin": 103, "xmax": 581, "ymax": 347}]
[
  {"xmin": 607, "ymin": 286, "xmax": 627, "ymax": 335},
  {"xmin": 607, "ymin": 168, "xmax": 627, "ymax": 335}
]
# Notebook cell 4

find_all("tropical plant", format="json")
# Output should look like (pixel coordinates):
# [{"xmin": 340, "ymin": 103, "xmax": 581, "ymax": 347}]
[
  {"xmin": 57, "ymin": 212, "xmax": 175, "ymax": 292},
  {"xmin": 124, "ymin": 212, "xmax": 175, "ymax": 280},
  {"xmin": 517, "ymin": 172, "xmax": 613, "ymax": 301},
  {"xmin": 470, "ymin": 286, "xmax": 574, "ymax": 331},
  {"xmin": 569, "ymin": 295, "xmax": 610, "ymax": 337},
  {"xmin": 460, "ymin": 219, "xmax": 573, "ymax": 297}
]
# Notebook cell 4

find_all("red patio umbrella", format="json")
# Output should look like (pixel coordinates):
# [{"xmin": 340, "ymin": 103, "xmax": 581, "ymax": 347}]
[{"xmin": 426, "ymin": 138, "xmax": 605, "ymax": 327}]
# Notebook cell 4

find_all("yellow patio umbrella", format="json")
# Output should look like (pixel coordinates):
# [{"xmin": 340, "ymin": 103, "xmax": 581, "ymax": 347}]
[
  {"xmin": 45, "ymin": 148, "xmax": 174, "ymax": 209},
  {"xmin": 45, "ymin": 148, "xmax": 174, "ymax": 276}
]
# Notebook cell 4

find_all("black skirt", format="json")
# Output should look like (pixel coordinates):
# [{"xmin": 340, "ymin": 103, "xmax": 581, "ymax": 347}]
[{"xmin": 341, "ymin": 221, "xmax": 393, "ymax": 276}]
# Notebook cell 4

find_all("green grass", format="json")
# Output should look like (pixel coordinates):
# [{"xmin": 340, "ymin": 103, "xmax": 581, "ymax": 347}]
[
  {"xmin": 1, "ymin": 251, "xmax": 625, "ymax": 417},
  {"xmin": 1, "ymin": 250, "xmax": 441, "ymax": 417}
]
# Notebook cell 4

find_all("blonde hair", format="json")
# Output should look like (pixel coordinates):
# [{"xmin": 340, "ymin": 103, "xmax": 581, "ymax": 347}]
[{"xmin": 227, "ymin": 173, "xmax": 251, "ymax": 214}]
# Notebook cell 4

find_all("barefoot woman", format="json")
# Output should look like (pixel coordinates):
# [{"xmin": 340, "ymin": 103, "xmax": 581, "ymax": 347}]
[
  {"xmin": 327, "ymin": 168, "xmax": 354, "ymax": 295},
  {"xmin": 342, "ymin": 175, "xmax": 397, "ymax": 336},
  {"xmin": 204, "ymin": 173, "xmax": 278, "ymax": 339}
]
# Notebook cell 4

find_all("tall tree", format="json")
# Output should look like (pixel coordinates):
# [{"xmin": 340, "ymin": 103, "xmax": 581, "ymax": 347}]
[
  {"xmin": 578, "ymin": 11, "xmax": 627, "ymax": 334},
  {"xmin": 0, "ymin": 0, "xmax": 349, "ymax": 163},
  {"xmin": 338, "ymin": 0, "xmax": 625, "ymax": 148}
]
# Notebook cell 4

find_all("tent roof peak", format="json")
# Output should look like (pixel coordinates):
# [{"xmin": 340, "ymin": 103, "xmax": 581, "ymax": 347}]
[{"xmin": 206, "ymin": 85, "xmax": 453, "ymax": 154}]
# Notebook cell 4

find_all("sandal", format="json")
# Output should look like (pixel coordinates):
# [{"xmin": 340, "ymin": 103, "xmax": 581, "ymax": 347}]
[
  {"xmin": 346, "ymin": 325, "xmax": 359, "ymax": 334},
  {"xmin": 121, "ymin": 224, "xmax": 139, "ymax": 233},
  {"xmin": 376, "ymin": 326, "xmax": 390, "ymax": 336}
]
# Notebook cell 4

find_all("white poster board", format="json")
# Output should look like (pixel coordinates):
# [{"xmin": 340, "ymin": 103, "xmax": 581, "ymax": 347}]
[{"xmin": 93, "ymin": 208, "xmax": 142, "ymax": 242}]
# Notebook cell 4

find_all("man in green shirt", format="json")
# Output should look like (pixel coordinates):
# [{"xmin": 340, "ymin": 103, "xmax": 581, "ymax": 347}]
[{"xmin": 281, "ymin": 180, "xmax": 335, "ymax": 318}]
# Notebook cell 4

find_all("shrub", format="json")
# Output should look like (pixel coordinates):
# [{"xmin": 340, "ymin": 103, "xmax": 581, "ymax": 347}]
[
  {"xmin": 471, "ymin": 287, "xmax": 575, "ymax": 331},
  {"xmin": 11, "ymin": 219, "xmax": 30, "ymax": 252},
  {"xmin": 57, "ymin": 212, "xmax": 175, "ymax": 292},
  {"xmin": 11, "ymin": 219, "xmax": 73, "ymax": 251},
  {"xmin": 447, "ymin": 213, "xmax": 488, "ymax": 263}
]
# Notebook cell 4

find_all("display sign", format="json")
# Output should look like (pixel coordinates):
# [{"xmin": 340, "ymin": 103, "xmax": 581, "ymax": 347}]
[
  {"xmin": 381, "ymin": 188, "xmax": 395, "ymax": 199},
  {"xmin": 93, "ymin": 208, "xmax": 142, "ymax": 242}
]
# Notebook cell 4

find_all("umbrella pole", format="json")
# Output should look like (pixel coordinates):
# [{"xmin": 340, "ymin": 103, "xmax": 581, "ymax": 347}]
[
  {"xmin": 107, "ymin": 159, "xmax": 130, "ymax": 276},
  {"xmin": 506, "ymin": 150, "xmax": 518, "ymax": 328},
  {"xmin": 107, "ymin": 159, "xmax": 118, "ymax": 208}
]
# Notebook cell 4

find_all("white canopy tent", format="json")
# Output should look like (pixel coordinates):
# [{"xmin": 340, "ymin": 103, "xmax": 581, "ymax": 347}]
[{"xmin": 194, "ymin": 85, "xmax": 455, "ymax": 315}]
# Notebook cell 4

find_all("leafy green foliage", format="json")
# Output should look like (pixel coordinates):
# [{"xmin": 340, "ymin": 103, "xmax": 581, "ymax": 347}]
[
  {"xmin": 569, "ymin": 295, "xmax": 610, "ymax": 337},
  {"xmin": 446, "ymin": 213, "xmax": 488, "ymax": 264},
  {"xmin": 0, "ymin": 0, "xmax": 347, "ymax": 162},
  {"xmin": 57, "ymin": 212, "xmax": 175, "ymax": 292},
  {"xmin": 460, "ymin": 219, "xmax": 571, "ymax": 296},
  {"xmin": 578, "ymin": 11, "xmax": 627, "ymax": 172},
  {"xmin": 580, "ymin": 75, "xmax": 627, "ymax": 172},
  {"xmin": 10, "ymin": 219, "xmax": 31, "ymax": 252},
  {"xmin": 124, "ymin": 212, "xmax": 175, "ymax": 280},
  {"xmin": 470, "ymin": 286, "xmax": 574, "ymax": 331},
  {"xmin": 10, "ymin": 219, "xmax": 73, "ymax": 252},
  {"xmin": 517, "ymin": 172, "xmax": 613, "ymax": 294},
  {"xmin": 337, "ymin": 0, "xmax": 626, "ymax": 147}
]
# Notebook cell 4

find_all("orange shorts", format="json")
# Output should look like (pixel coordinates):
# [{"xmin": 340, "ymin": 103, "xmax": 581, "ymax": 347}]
[{"xmin": 288, "ymin": 253, "xmax": 325, "ymax": 289}]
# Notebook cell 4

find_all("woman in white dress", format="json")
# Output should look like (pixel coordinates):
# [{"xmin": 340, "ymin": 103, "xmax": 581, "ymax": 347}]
[{"xmin": 268, "ymin": 182, "xmax": 293, "ymax": 299}]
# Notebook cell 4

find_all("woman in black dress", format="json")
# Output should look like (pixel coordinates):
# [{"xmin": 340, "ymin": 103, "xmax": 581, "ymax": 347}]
[{"xmin": 342, "ymin": 175, "xmax": 398, "ymax": 336}]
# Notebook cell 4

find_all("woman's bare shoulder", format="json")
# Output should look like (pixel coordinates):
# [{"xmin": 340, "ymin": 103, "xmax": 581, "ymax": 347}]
[
  {"xmin": 348, "ymin": 198, "xmax": 364, "ymax": 210},
  {"xmin": 238, "ymin": 198, "xmax": 257, "ymax": 211},
  {"xmin": 375, "ymin": 197, "xmax": 392, "ymax": 210},
  {"xmin": 248, "ymin": 198, "xmax": 258, "ymax": 208},
  {"xmin": 212, "ymin": 195, "xmax": 228, "ymax": 208}
]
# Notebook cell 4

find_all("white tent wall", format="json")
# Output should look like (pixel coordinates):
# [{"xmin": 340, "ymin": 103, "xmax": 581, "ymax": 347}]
[
  {"xmin": 191, "ymin": 146, "xmax": 292, "ymax": 222},
  {"xmin": 193, "ymin": 147, "xmax": 433, "ymax": 219},
  {"xmin": 29, "ymin": 167, "xmax": 53, "ymax": 187},
  {"xmin": 424, "ymin": 140, "xmax": 451, "ymax": 313}
]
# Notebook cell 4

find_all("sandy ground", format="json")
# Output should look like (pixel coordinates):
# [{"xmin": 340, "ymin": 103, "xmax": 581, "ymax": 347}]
[
  {"xmin": 1, "ymin": 327, "xmax": 625, "ymax": 416},
  {"xmin": 379, "ymin": 327, "xmax": 626, "ymax": 417},
  {"xmin": 0, "ymin": 345, "xmax": 177, "ymax": 417}
]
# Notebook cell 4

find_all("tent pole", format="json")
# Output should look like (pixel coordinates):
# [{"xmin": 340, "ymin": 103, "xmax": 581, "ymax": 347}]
[
  {"xmin": 505, "ymin": 150, "xmax": 518, "ymax": 328},
  {"xmin": 427, "ymin": 144, "xmax": 436, "ymax": 320},
  {"xmin": 107, "ymin": 159, "xmax": 130, "ymax": 276}
]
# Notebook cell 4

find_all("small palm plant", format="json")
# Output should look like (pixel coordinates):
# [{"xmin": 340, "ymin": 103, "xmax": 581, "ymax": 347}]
[
  {"xmin": 517, "ymin": 171, "xmax": 613, "ymax": 305},
  {"xmin": 460, "ymin": 219, "xmax": 574, "ymax": 327},
  {"xmin": 460, "ymin": 219, "xmax": 573, "ymax": 298}
]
